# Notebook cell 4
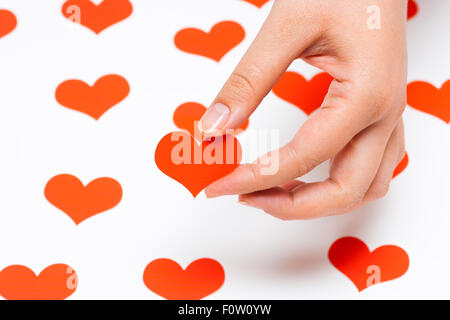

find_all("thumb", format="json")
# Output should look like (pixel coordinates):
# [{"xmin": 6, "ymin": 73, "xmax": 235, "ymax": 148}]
[{"xmin": 199, "ymin": 7, "xmax": 318, "ymax": 136}]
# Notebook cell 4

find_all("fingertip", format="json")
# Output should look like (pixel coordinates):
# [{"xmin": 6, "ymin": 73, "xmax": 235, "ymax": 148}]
[
  {"xmin": 204, "ymin": 178, "xmax": 233, "ymax": 197},
  {"xmin": 204, "ymin": 187, "xmax": 219, "ymax": 198},
  {"xmin": 238, "ymin": 195, "xmax": 255, "ymax": 208}
]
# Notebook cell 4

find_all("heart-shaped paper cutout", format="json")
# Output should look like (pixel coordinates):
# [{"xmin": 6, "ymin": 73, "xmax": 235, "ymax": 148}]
[
  {"xmin": 0, "ymin": 264, "xmax": 77, "ymax": 300},
  {"xmin": 272, "ymin": 71, "xmax": 333, "ymax": 115},
  {"xmin": 407, "ymin": 0, "xmax": 418, "ymax": 20},
  {"xmin": 45, "ymin": 174, "xmax": 123, "ymax": 225},
  {"xmin": 55, "ymin": 74, "xmax": 129, "ymax": 120},
  {"xmin": 155, "ymin": 132, "xmax": 242, "ymax": 197},
  {"xmin": 393, "ymin": 152, "xmax": 409, "ymax": 178},
  {"xmin": 143, "ymin": 258, "xmax": 225, "ymax": 300},
  {"xmin": 329, "ymin": 237, "xmax": 409, "ymax": 292},
  {"xmin": 173, "ymin": 102, "xmax": 249, "ymax": 138},
  {"xmin": 241, "ymin": 0, "xmax": 271, "ymax": 8},
  {"xmin": 407, "ymin": 80, "xmax": 450, "ymax": 123},
  {"xmin": 0, "ymin": 9, "xmax": 17, "ymax": 39},
  {"xmin": 174, "ymin": 21, "xmax": 245, "ymax": 62},
  {"xmin": 62, "ymin": 0, "xmax": 133, "ymax": 34}
]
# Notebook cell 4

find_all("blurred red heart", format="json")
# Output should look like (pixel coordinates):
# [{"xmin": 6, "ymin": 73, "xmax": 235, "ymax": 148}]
[
  {"xmin": 0, "ymin": 10, "xmax": 17, "ymax": 38},
  {"xmin": 241, "ymin": 0, "xmax": 271, "ymax": 8},
  {"xmin": 273, "ymin": 72, "xmax": 333, "ymax": 115},
  {"xmin": 407, "ymin": 80, "xmax": 450, "ymax": 123},
  {"xmin": 407, "ymin": 0, "xmax": 418, "ymax": 20},
  {"xmin": 393, "ymin": 153, "xmax": 409, "ymax": 178}
]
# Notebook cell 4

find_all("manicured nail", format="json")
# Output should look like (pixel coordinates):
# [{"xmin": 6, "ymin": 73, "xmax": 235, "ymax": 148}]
[
  {"xmin": 238, "ymin": 199, "xmax": 249, "ymax": 206},
  {"xmin": 199, "ymin": 103, "xmax": 230, "ymax": 134}
]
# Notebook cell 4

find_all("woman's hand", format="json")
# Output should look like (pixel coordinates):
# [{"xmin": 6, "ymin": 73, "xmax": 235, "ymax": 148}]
[{"xmin": 200, "ymin": 0, "xmax": 408, "ymax": 220}]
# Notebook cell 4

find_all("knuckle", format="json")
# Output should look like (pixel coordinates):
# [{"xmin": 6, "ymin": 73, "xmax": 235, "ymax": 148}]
[
  {"xmin": 371, "ymin": 91, "xmax": 393, "ymax": 119},
  {"xmin": 224, "ymin": 70, "xmax": 258, "ymax": 104},
  {"xmin": 248, "ymin": 163, "xmax": 261, "ymax": 181},
  {"xmin": 370, "ymin": 85, "xmax": 407, "ymax": 121},
  {"xmin": 289, "ymin": 142, "xmax": 321, "ymax": 177},
  {"xmin": 340, "ymin": 188, "xmax": 365, "ymax": 209},
  {"xmin": 369, "ymin": 183, "xmax": 390, "ymax": 200},
  {"xmin": 268, "ymin": 195, "xmax": 297, "ymax": 221}
]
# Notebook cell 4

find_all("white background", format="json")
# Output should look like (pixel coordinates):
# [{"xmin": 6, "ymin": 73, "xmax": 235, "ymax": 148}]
[{"xmin": 0, "ymin": 0, "xmax": 448, "ymax": 299}]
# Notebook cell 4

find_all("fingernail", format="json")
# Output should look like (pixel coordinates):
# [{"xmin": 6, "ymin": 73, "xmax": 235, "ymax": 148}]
[
  {"xmin": 199, "ymin": 103, "xmax": 230, "ymax": 134},
  {"xmin": 238, "ymin": 199, "xmax": 250, "ymax": 206},
  {"xmin": 238, "ymin": 198, "xmax": 255, "ymax": 208}
]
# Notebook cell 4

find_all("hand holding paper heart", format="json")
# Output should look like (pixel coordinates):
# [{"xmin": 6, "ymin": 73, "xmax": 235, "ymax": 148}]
[{"xmin": 199, "ymin": 0, "xmax": 408, "ymax": 220}]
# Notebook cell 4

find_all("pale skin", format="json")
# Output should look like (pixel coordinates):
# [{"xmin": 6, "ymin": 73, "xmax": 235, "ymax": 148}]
[{"xmin": 199, "ymin": 0, "xmax": 408, "ymax": 220}]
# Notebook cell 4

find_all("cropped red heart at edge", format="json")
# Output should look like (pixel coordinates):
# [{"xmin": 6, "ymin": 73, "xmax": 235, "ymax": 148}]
[
  {"xmin": 407, "ymin": 80, "xmax": 450, "ymax": 123},
  {"xmin": 241, "ymin": 0, "xmax": 271, "ymax": 8},
  {"xmin": 62, "ymin": 0, "xmax": 133, "ymax": 34},
  {"xmin": 407, "ymin": 0, "xmax": 418, "ymax": 20},
  {"xmin": 0, "ymin": 9, "xmax": 17, "ymax": 38},
  {"xmin": 0, "ymin": 264, "xmax": 77, "ymax": 300}
]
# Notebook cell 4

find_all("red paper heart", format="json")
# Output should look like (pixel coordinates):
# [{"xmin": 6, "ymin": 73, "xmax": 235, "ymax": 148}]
[
  {"xmin": 407, "ymin": 0, "xmax": 418, "ymax": 20},
  {"xmin": 173, "ymin": 102, "xmax": 249, "ymax": 137},
  {"xmin": 0, "ymin": 9, "xmax": 17, "ymax": 39},
  {"xmin": 155, "ymin": 132, "xmax": 242, "ymax": 197},
  {"xmin": 174, "ymin": 21, "xmax": 245, "ymax": 62},
  {"xmin": 407, "ymin": 80, "xmax": 450, "ymax": 123},
  {"xmin": 62, "ymin": 0, "xmax": 133, "ymax": 34},
  {"xmin": 55, "ymin": 74, "xmax": 129, "ymax": 120},
  {"xmin": 143, "ymin": 258, "xmax": 225, "ymax": 300},
  {"xmin": 241, "ymin": 0, "xmax": 271, "ymax": 8},
  {"xmin": 272, "ymin": 72, "xmax": 333, "ymax": 115},
  {"xmin": 329, "ymin": 237, "xmax": 409, "ymax": 292},
  {"xmin": 45, "ymin": 174, "xmax": 123, "ymax": 225},
  {"xmin": 0, "ymin": 264, "xmax": 77, "ymax": 300},
  {"xmin": 393, "ymin": 152, "xmax": 409, "ymax": 178}
]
